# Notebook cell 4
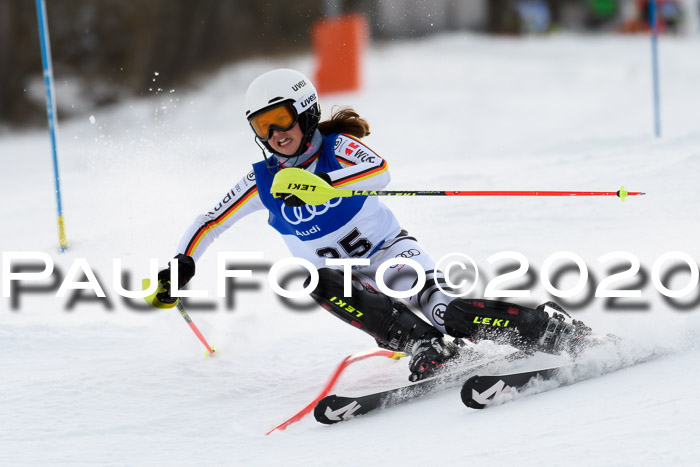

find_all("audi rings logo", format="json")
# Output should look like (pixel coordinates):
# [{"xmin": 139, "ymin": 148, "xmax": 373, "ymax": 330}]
[
  {"xmin": 390, "ymin": 249, "xmax": 421, "ymax": 268},
  {"xmin": 281, "ymin": 198, "xmax": 342, "ymax": 225}
]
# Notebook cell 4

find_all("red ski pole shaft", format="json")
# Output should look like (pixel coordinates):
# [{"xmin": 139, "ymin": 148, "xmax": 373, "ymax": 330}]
[
  {"xmin": 271, "ymin": 168, "xmax": 645, "ymax": 204},
  {"xmin": 176, "ymin": 300, "xmax": 215, "ymax": 357},
  {"xmin": 142, "ymin": 278, "xmax": 216, "ymax": 357},
  {"xmin": 350, "ymin": 189, "xmax": 645, "ymax": 198}
]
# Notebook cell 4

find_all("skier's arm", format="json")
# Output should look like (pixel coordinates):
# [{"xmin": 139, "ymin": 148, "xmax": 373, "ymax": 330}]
[
  {"xmin": 327, "ymin": 134, "xmax": 390, "ymax": 190},
  {"xmin": 175, "ymin": 171, "xmax": 264, "ymax": 262}
]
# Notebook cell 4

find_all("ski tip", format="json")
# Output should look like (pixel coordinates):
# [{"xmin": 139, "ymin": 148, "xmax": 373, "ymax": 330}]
[
  {"xmin": 460, "ymin": 375, "xmax": 487, "ymax": 409},
  {"xmin": 314, "ymin": 395, "xmax": 347, "ymax": 425}
]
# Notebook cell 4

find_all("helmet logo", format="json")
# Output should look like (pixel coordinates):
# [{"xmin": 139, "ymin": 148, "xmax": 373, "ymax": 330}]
[
  {"xmin": 300, "ymin": 94, "xmax": 316, "ymax": 108},
  {"xmin": 292, "ymin": 80, "xmax": 306, "ymax": 91},
  {"xmin": 293, "ymin": 91, "xmax": 318, "ymax": 114}
]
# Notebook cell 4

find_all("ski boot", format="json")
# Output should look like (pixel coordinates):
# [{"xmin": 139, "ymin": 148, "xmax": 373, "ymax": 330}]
[
  {"xmin": 407, "ymin": 335, "xmax": 459, "ymax": 382},
  {"xmin": 385, "ymin": 303, "xmax": 458, "ymax": 382},
  {"xmin": 538, "ymin": 301, "xmax": 623, "ymax": 356},
  {"xmin": 535, "ymin": 301, "xmax": 593, "ymax": 356}
]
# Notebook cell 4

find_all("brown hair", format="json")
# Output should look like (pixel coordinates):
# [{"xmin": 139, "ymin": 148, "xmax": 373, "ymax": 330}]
[{"xmin": 317, "ymin": 106, "xmax": 370, "ymax": 138}]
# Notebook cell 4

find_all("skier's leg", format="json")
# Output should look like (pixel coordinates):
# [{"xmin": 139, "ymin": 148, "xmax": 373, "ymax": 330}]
[
  {"xmin": 443, "ymin": 299, "xmax": 592, "ymax": 354},
  {"xmin": 356, "ymin": 232, "xmax": 451, "ymax": 332},
  {"xmin": 363, "ymin": 232, "xmax": 592, "ymax": 355},
  {"xmin": 309, "ymin": 267, "xmax": 456, "ymax": 380},
  {"xmin": 414, "ymin": 279, "xmax": 591, "ymax": 355}
]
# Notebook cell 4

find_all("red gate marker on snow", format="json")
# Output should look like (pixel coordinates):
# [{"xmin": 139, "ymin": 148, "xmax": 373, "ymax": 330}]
[{"xmin": 266, "ymin": 348, "xmax": 405, "ymax": 434}]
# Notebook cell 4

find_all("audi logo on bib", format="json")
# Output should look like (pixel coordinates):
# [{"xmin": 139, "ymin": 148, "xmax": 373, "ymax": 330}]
[
  {"xmin": 390, "ymin": 249, "xmax": 421, "ymax": 268},
  {"xmin": 396, "ymin": 249, "xmax": 420, "ymax": 259},
  {"xmin": 281, "ymin": 198, "xmax": 342, "ymax": 225}
]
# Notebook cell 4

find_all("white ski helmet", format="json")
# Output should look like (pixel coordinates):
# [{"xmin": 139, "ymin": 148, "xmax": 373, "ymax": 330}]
[{"xmin": 245, "ymin": 69, "xmax": 321, "ymax": 156}]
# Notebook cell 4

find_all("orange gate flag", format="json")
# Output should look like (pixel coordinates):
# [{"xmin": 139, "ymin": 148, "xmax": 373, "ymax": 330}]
[{"xmin": 312, "ymin": 13, "xmax": 369, "ymax": 94}]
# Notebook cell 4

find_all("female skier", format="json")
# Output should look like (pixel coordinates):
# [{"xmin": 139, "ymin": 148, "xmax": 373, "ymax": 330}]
[{"xmin": 157, "ymin": 69, "xmax": 592, "ymax": 381}]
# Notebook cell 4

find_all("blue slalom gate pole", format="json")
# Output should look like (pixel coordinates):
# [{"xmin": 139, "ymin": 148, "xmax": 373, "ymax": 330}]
[
  {"xmin": 35, "ymin": 0, "xmax": 68, "ymax": 251},
  {"xmin": 650, "ymin": 0, "xmax": 662, "ymax": 138}
]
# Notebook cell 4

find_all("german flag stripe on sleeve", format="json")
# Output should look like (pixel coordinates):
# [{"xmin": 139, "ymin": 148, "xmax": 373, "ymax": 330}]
[
  {"xmin": 185, "ymin": 186, "xmax": 259, "ymax": 256},
  {"xmin": 333, "ymin": 158, "xmax": 388, "ymax": 187},
  {"xmin": 335, "ymin": 156, "xmax": 354, "ymax": 167},
  {"xmin": 333, "ymin": 134, "xmax": 388, "ymax": 186},
  {"xmin": 344, "ymin": 134, "xmax": 380, "ymax": 155}
]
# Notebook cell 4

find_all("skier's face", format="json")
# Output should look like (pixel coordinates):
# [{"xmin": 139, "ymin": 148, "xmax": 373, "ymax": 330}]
[{"xmin": 268, "ymin": 123, "xmax": 303, "ymax": 156}]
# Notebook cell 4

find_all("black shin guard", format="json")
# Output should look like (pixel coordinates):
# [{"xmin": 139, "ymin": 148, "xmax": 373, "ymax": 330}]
[
  {"xmin": 443, "ymin": 299, "xmax": 550, "ymax": 349},
  {"xmin": 309, "ymin": 268, "xmax": 395, "ymax": 342},
  {"xmin": 310, "ymin": 268, "xmax": 442, "ymax": 350}
]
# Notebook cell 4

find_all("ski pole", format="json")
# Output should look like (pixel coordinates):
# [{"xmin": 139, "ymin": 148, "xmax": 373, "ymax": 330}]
[
  {"xmin": 174, "ymin": 300, "xmax": 216, "ymax": 358},
  {"xmin": 270, "ymin": 168, "xmax": 645, "ymax": 206},
  {"xmin": 35, "ymin": 0, "xmax": 69, "ymax": 252},
  {"xmin": 266, "ymin": 347, "xmax": 406, "ymax": 434},
  {"xmin": 650, "ymin": 0, "xmax": 662, "ymax": 138},
  {"xmin": 142, "ymin": 278, "xmax": 216, "ymax": 357}
]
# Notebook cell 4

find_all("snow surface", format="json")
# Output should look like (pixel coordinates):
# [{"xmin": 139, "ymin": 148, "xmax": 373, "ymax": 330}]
[{"xmin": 1, "ymin": 33, "xmax": 700, "ymax": 466}]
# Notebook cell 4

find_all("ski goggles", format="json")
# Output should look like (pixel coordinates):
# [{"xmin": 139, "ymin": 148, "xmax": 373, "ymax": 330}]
[
  {"xmin": 248, "ymin": 102, "xmax": 297, "ymax": 141},
  {"xmin": 248, "ymin": 91, "xmax": 317, "ymax": 141}
]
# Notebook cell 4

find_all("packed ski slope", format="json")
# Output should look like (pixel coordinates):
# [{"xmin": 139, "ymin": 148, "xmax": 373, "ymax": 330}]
[{"xmin": 2, "ymin": 33, "xmax": 700, "ymax": 466}]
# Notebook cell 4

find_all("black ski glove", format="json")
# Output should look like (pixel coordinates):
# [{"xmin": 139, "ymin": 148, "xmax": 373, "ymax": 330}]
[
  {"xmin": 156, "ymin": 253, "xmax": 195, "ymax": 305},
  {"xmin": 281, "ymin": 172, "xmax": 332, "ymax": 207},
  {"xmin": 281, "ymin": 192, "xmax": 307, "ymax": 207}
]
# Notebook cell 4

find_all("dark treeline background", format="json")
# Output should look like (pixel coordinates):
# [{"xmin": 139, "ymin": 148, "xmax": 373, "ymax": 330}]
[
  {"xmin": 0, "ymin": 0, "xmax": 640, "ymax": 128},
  {"xmin": 0, "ymin": 0, "xmax": 325, "ymax": 126}
]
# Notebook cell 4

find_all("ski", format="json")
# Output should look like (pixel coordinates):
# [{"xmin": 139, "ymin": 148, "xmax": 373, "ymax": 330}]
[
  {"xmin": 461, "ymin": 365, "xmax": 567, "ymax": 409},
  {"xmin": 313, "ymin": 350, "xmax": 529, "ymax": 424},
  {"xmin": 461, "ymin": 346, "xmax": 667, "ymax": 409}
]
